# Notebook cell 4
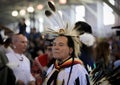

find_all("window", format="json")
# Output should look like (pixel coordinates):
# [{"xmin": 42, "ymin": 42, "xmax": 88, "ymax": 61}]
[
  {"xmin": 75, "ymin": 5, "xmax": 85, "ymax": 22},
  {"xmin": 103, "ymin": 0, "xmax": 115, "ymax": 25}
]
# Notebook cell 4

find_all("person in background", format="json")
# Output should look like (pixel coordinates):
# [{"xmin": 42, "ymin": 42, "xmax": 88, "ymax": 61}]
[
  {"xmin": 90, "ymin": 40, "xmax": 112, "ymax": 84},
  {"xmin": 18, "ymin": 18, "xmax": 27, "ymax": 35},
  {"xmin": 94, "ymin": 41, "xmax": 111, "ymax": 71},
  {"xmin": 111, "ymin": 41, "xmax": 120, "ymax": 68},
  {"xmin": 31, "ymin": 39, "xmax": 55, "ymax": 85},
  {"xmin": 0, "ymin": 37, "xmax": 13, "ymax": 54},
  {"xmin": 0, "ymin": 51, "xmax": 16, "ymax": 85},
  {"xmin": 0, "ymin": 32, "xmax": 15, "ymax": 85},
  {"xmin": 6, "ymin": 34, "xmax": 35, "ymax": 85}
]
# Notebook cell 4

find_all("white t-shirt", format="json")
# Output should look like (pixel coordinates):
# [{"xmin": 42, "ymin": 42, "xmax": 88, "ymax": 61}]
[{"xmin": 6, "ymin": 51, "xmax": 35, "ymax": 85}]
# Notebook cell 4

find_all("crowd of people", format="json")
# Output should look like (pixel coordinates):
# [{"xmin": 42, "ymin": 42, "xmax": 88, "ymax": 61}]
[
  {"xmin": 0, "ymin": 21, "xmax": 120, "ymax": 85},
  {"xmin": 0, "ymin": 1, "xmax": 120, "ymax": 85}
]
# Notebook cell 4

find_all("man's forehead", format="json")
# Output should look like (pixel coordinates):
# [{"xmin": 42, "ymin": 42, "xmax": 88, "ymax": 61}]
[
  {"xmin": 54, "ymin": 36, "xmax": 68, "ymax": 43},
  {"xmin": 18, "ymin": 35, "xmax": 27, "ymax": 40},
  {"xmin": 17, "ymin": 36, "xmax": 28, "ymax": 42}
]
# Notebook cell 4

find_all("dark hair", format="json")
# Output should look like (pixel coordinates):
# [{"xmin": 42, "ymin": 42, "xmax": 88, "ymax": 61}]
[
  {"xmin": 4, "ymin": 37, "xmax": 12, "ymax": 48},
  {"xmin": 74, "ymin": 21, "xmax": 92, "ymax": 34},
  {"xmin": 95, "ymin": 41, "xmax": 110, "ymax": 67}
]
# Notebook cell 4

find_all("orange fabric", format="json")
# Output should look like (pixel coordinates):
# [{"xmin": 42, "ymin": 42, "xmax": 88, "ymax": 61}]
[{"xmin": 55, "ymin": 58, "xmax": 83, "ymax": 70}]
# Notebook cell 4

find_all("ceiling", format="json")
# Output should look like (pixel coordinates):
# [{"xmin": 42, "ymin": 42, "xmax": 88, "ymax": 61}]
[
  {"xmin": 0, "ymin": 0, "xmax": 44, "ymax": 25},
  {"xmin": 0, "ymin": 0, "xmax": 98, "ymax": 25}
]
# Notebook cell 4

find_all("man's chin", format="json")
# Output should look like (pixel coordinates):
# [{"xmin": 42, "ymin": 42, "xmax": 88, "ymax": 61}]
[{"xmin": 53, "ymin": 56, "xmax": 60, "ymax": 59}]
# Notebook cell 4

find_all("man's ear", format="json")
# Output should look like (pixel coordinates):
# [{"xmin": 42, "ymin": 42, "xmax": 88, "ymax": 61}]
[{"xmin": 69, "ymin": 48, "xmax": 73, "ymax": 55}]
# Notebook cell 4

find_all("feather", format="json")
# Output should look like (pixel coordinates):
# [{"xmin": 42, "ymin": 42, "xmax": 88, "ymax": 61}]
[
  {"xmin": 72, "ymin": 36, "xmax": 81, "ymax": 57},
  {"xmin": 79, "ymin": 33, "xmax": 96, "ymax": 47},
  {"xmin": 44, "ymin": 19, "xmax": 57, "ymax": 33},
  {"xmin": 45, "ymin": 10, "xmax": 64, "ymax": 29},
  {"xmin": 90, "ymin": 65, "xmax": 120, "ymax": 85},
  {"xmin": 45, "ymin": 10, "xmax": 62, "ymax": 31},
  {"xmin": 45, "ymin": 1, "xmax": 75, "ymax": 33},
  {"xmin": 47, "ymin": 1, "xmax": 65, "ymax": 29},
  {"xmin": 87, "ymin": 64, "xmax": 92, "ymax": 72},
  {"xmin": 48, "ymin": 1, "xmax": 56, "ymax": 12},
  {"xmin": 45, "ymin": 10, "xmax": 52, "ymax": 17},
  {"xmin": 44, "ymin": 1, "xmax": 82, "ymax": 57}
]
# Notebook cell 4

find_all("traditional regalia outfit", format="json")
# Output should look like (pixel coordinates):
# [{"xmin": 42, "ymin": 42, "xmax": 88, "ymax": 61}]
[
  {"xmin": 43, "ymin": 58, "xmax": 89, "ymax": 85},
  {"xmin": 42, "ymin": 1, "xmax": 90, "ymax": 85}
]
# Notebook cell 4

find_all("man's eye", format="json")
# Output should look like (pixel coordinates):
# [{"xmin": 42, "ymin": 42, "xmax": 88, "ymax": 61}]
[{"xmin": 59, "ymin": 44, "xmax": 64, "ymax": 46}]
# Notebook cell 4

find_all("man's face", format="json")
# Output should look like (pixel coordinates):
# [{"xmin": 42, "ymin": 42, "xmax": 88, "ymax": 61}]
[
  {"xmin": 52, "ymin": 36, "xmax": 71, "ymax": 61},
  {"xmin": 14, "ymin": 35, "xmax": 28, "ymax": 53}
]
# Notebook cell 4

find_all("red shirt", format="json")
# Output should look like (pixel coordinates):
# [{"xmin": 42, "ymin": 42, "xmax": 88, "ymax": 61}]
[{"xmin": 37, "ymin": 54, "xmax": 48, "ymax": 67}]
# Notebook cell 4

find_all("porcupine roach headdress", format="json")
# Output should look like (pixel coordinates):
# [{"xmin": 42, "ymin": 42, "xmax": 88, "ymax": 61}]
[{"xmin": 44, "ymin": 1, "xmax": 82, "ymax": 57}]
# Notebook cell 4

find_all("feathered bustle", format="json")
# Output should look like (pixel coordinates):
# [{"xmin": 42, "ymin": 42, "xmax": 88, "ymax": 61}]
[{"xmin": 90, "ymin": 65, "xmax": 120, "ymax": 85}]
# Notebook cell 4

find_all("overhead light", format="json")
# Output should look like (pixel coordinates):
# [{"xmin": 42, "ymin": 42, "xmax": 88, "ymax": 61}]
[
  {"xmin": 19, "ymin": 9, "xmax": 26, "ymax": 16},
  {"xmin": 12, "ymin": 10, "xmax": 18, "ymax": 17},
  {"xmin": 27, "ymin": 6, "xmax": 34, "ymax": 13},
  {"xmin": 37, "ymin": 4, "xmax": 44, "ymax": 10},
  {"xmin": 59, "ymin": 0, "xmax": 67, "ymax": 4}
]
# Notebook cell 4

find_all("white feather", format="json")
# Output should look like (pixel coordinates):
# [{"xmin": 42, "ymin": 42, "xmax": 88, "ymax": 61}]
[{"xmin": 79, "ymin": 33, "xmax": 96, "ymax": 47}]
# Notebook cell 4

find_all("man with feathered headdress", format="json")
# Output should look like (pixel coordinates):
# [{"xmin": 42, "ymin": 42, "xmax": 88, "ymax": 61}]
[{"xmin": 42, "ymin": 1, "xmax": 90, "ymax": 85}]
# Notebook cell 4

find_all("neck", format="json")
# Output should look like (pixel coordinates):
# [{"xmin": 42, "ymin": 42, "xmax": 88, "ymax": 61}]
[
  {"xmin": 57, "ymin": 56, "xmax": 71, "ymax": 65},
  {"xmin": 14, "ymin": 50, "xmax": 23, "ymax": 55}
]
